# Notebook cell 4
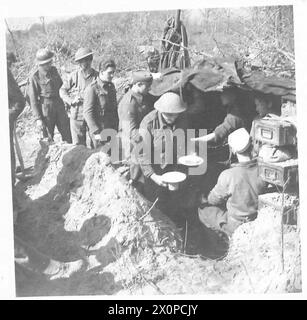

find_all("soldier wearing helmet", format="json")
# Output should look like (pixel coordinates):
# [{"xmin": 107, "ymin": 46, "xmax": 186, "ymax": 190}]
[
  {"xmin": 136, "ymin": 92, "xmax": 189, "ymax": 223},
  {"xmin": 28, "ymin": 48, "xmax": 72, "ymax": 142},
  {"xmin": 60, "ymin": 47, "xmax": 98, "ymax": 147},
  {"xmin": 138, "ymin": 92, "xmax": 188, "ymax": 185}
]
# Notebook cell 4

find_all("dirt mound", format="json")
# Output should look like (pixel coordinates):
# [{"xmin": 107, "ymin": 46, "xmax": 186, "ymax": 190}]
[
  {"xmin": 14, "ymin": 142, "xmax": 181, "ymax": 296},
  {"xmin": 14, "ymin": 139, "xmax": 301, "ymax": 296}
]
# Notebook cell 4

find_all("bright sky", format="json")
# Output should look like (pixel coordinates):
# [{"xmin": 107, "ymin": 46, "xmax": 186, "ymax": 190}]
[
  {"xmin": 5, "ymin": 7, "xmax": 252, "ymax": 31},
  {"xmin": 6, "ymin": 16, "xmax": 73, "ymax": 31}
]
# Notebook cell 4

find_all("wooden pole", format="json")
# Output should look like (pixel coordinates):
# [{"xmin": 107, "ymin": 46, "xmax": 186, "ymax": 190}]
[{"xmin": 175, "ymin": 9, "xmax": 181, "ymax": 31}]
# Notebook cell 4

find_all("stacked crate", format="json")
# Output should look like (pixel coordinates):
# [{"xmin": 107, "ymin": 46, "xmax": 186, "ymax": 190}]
[{"xmin": 253, "ymin": 104, "xmax": 299, "ymax": 223}]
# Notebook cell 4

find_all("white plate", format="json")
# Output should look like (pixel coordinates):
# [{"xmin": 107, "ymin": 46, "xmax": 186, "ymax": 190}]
[
  {"xmin": 178, "ymin": 154, "xmax": 204, "ymax": 167},
  {"xmin": 161, "ymin": 171, "xmax": 187, "ymax": 184}
]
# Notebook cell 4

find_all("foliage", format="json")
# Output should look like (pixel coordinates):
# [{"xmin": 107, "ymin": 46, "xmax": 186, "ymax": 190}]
[
  {"xmin": 6, "ymin": 6, "xmax": 295, "ymax": 82},
  {"xmin": 184, "ymin": 6, "xmax": 295, "ymax": 78}
]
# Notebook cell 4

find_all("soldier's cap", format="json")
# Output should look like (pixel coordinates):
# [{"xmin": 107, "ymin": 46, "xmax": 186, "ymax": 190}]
[
  {"xmin": 131, "ymin": 70, "xmax": 153, "ymax": 84},
  {"xmin": 154, "ymin": 92, "xmax": 187, "ymax": 114},
  {"xmin": 75, "ymin": 47, "xmax": 94, "ymax": 62},
  {"xmin": 228, "ymin": 128, "xmax": 251, "ymax": 154},
  {"xmin": 36, "ymin": 48, "xmax": 54, "ymax": 65},
  {"xmin": 7, "ymin": 52, "xmax": 17, "ymax": 63}
]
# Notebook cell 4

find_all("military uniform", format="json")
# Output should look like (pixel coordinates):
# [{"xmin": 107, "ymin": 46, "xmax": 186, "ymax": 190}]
[
  {"xmin": 138, "ymin": 109, "xmax": 188, "ymax": 178},
  {"xmin": 198, "ymin": 159, "xmax": 266, "ymax": 235},
  {"xmin": 28, "ymin": 66, "xmax": 71, "ymax": 142},
  {"xmin": 118, "ymin": 89, "xmax": 155, "ymax": 180},
  {"xmin": 7, "ymin": 68, "xmax": 26, "ymax": 185},
  {"xmin": 213, "ymin": 105, "xmax": 250, "ymax": 144},
  {"xmin": 83, "ymin": 77, "xmax": 118, "ymax": 148},
  {"xmin": 60, "ymin": 68, "xmax": 98, "ymax": 146},
  {"xmin": 137, "ymin": 94, "xmax": 192, "ymax": 224},
  {"xmin": 118, "ymin": 90, "xmax": 153, "ymax": 148}
]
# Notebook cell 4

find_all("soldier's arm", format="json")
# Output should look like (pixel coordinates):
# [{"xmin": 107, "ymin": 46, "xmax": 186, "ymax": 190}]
[
  {"xmin": 122, "ymin": 104, "xmax": 140, "ymax": 142},
  {"xmin": 138, "ymin": 121, "xmax": 155, "ymax": 178},
  {"xmin": 7, "ymin": 69, "xmax": 25, "ymax": 121},
  {"xmin": 60, "ymin": 73, "xmax": 74, "ymax": 105},
  {"xmin": 127, "ymin": 105, "xmax": 139, "ymax": 141},
  {"xmin": 214, "ymin": 113, "xmax": 245, "ymax": 143},
  {"xmin": 83, "ymin": 86, "xmax": 101, "ymax": 135},
  {"xmin": 207, "ymin": 170, "xmax": 231, "ymax": 206},
  {"xmin": 28, "ymin": 75, "xmax": 42, "ymax": 120},
  {"xmin": 54, "ymin": 68, "xmax": 63, "ymax": 90}
]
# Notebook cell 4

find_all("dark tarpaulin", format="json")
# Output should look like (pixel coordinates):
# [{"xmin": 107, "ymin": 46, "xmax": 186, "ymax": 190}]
[
  {"xmin": 181, "ymin": 67, "xmax": 226, "ymax": 93},
  {"xmin": 149, "ymin": 68, "xmax": 182, "ymax": 96},
  {"xmin": 242, "ymin": 71, "xmax": 296, "ymax": 101},
  {"xmin": 150, "ymin": 66, "xmax": 236, "ymax": 97},
  {"xmin": 193, "ymin": 56, "xmax": 243, "ymax": 86}
]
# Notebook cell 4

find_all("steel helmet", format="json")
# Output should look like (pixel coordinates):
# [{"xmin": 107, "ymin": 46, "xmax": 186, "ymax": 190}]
[
  {"xmin": 36, "ymin": 49, "xmax": 54, "ymax": 65},
  {"xmin": 75, "ymin": 47, "xmax": 93, "ymax": 62},
  {"xmin": 154, "ymin": 92, "xmax": 187, "ymax": 113}
]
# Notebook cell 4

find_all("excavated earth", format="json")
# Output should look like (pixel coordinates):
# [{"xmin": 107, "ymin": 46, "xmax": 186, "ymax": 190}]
[{"xmin": 13, "ymin": 113, "xmax": 302, "ymax": 296}]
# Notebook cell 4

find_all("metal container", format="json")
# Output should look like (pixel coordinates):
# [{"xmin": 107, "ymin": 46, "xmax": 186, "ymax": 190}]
[
  {"xmin": 258, "ymin": 159, "xmax": 298, "ymax": 187},
  {"xmin": 254, "ymin": 118, "xmax": 296, "ymax": 146}
]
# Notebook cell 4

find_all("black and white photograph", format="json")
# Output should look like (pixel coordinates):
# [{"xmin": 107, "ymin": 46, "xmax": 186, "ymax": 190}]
[{"xmin": 1, "ymin": 0, "xmax": 305, "ymax": 299}]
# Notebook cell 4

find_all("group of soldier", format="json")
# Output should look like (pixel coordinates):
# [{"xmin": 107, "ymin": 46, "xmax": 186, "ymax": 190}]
[{"xmin": 7, "ymin": 46, "xmax": 280, "ymax": 238}]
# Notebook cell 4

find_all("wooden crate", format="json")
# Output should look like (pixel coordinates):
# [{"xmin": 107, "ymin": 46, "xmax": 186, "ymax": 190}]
[
  {"xmin": 254, "ymin": 118, "xmax": 296, "ymax": 146},
  {"xmin": 258, "ymin": 159, "xmax": 298, "ymax": 187}
]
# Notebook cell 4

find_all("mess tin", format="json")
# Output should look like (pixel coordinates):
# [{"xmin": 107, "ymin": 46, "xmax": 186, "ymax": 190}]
[
  {"xmin": 178, "ymin": 153, "xmax": 204, "ymax": 167},
  {"xmin": 161, "ymin": 171, "xmax": 187, "ymax": 191}
]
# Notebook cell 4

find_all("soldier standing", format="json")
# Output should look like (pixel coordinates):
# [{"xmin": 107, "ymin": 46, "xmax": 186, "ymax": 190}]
[
  {"xmin": 83, "ymin": 59, "xmax": 118, "ymax": 148},
  {"xmin": 28, "ymin": 49, "xmax": 71, "ymax": 143},
  {"xmin": 117, "ymin": 70, "xmax": 155, "ymax": 183},
  {"xmin": 7, "ymin": 52, "xmax": 26, "ymax": 186},
  {"xmin": 60, "ymin": 47, "xmax": 98, "ymax": 147}
]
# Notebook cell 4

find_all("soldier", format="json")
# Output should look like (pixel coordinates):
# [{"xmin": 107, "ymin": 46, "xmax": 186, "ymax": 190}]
[
  {"xmin": 60, "ymin": 47, "xmax": 98, "ymax": 147},
  {"xmin": 28, "ymin": 49, "xmax": 71, "ymax": 143},
  {"xmin": 118, "ymin": 70, "xmax": 155, "ymax": 183},
  {"xmin": 191, "ymin": 87, "xmax": 253, "ymax": 144},
  {"xmin": 137, "ymin": 92, "xmax": 189, "ymax": 224},
  {"xmin": 83, "ymin": 59, "xmax": 118, "ymax": 148},
  {"xmin": 7, "ymin": 52, "xmax": 26, "ymax": 186},
  {"xmin": 198, "ymin": 128, "xmax": 266, "ymax": 236}
]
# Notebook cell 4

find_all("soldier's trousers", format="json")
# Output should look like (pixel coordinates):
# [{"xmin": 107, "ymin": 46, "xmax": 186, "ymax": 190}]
[
  {"xmin": 41, "ymin": 99, "xmax": 71, "ymax": 143},
  {"xmin": 198, "ymin": 206, "xmax": 257, "ymax": 236},
  {"xmin": 70, "ymin": 119, "xmax": 95, "ymax": 148}
]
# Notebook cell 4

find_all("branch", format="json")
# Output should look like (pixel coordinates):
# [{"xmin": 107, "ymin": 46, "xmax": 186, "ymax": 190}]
[
  {"xmin": 156, "ymin": 37, "xmax": 213, "ymax": 58},
  {"xmin": 212, "ymin": 37, "xmax": 225, "ymax": 57},
  {"xmin": 276, "ymin": 48, "xmax": 295, "ymax": 63}
]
